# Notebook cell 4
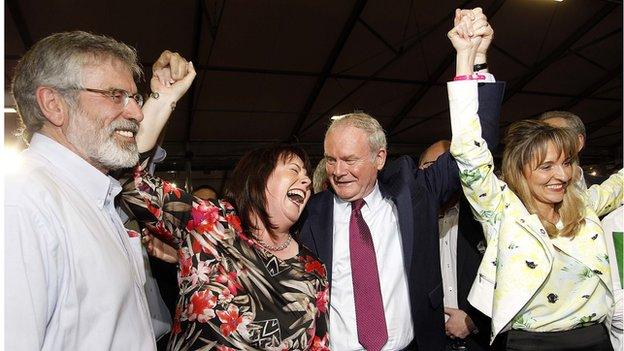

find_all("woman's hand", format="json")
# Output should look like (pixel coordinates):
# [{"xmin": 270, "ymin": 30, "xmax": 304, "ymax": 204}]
[
  {"xmin": 136, "ymin": 50, "xmax": 196, "ymax": 153},
  {"xmin": 150, "ymin": 50, "xmax": 196, "ymax": 103},
  {"xmin": 142, "ymin": 229, "xmax": 178, "ymax": 264},
  {"xmin": 448, "ymin": 9, "xmax": 481, "ymax": 54},
  {"xmin": 448, "ymin": 8, "xmax": 492, "ymax": 76}
]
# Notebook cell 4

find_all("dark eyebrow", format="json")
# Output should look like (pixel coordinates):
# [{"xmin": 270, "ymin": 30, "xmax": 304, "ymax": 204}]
[{"xmin": 289, "ymin": 162, "xmax": 302, "ymax": 170}]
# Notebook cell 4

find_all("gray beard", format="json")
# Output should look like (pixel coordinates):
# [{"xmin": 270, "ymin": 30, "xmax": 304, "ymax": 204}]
[
  {"xmin": 66, "ymin": 107, "xmax": 139, "ymax": 171},
  {"xmin": 95, "ymin": 129, "xmax": 139, "ymax": 170}
]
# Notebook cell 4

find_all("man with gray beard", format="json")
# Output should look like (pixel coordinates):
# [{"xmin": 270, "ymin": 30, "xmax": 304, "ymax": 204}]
[{"xmin": 5, "ymin": 31, "xmax": 195, "ymax": 350}]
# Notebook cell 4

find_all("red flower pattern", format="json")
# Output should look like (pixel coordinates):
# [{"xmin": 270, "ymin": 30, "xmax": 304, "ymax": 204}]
[
  {"xmin": 315, "ymin": 287, "xmax": 329, "ymax": 315},
  {"xmin": 309, "ymin": 334, "xmax": 330, "ymax": 351},
  {"xmin": 186, "ymin": 202, "xmax": 220, "ymax": 233},
  {"xmin": 216, "ymin": 304, "xmax": 246, "ymax": 337},
  {"xmin": 188, "ymin": 290, "xmax": 218, "ymax": 323},
  {"xmin": 303, "ymin": 255, "xmax": 326, "ymax": 278},
  {"xmin": 145, "ymin": 199, "xmax": 162, "ymax": 219},
  {"xmin": 225, "ymin": 213, "xmax": 242, "ymax": 233},
  {"xmin": 216, "ymin": 267, "xmax": 242, "ymax": 295},
  {"xmin": 179, "ymin": 249, "xmax": 193, "ymax": 278},
  {"xmin": 172, "ymin": 304, "xmax": 183, "ymax": 334}
]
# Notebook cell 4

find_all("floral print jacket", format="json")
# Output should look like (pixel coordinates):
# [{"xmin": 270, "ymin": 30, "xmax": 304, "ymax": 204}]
[
  {"xmin": 122, "ymin": 166, "xmax": 330, "ymax": 351},
  {"xmin": 447, "ymin": 81, "xmax": 624, "ymax": 343}
]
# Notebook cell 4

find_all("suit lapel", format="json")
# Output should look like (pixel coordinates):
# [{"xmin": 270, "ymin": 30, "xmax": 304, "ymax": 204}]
[
  {"xmin": 515, "ymin": 214, "xmax": 555, "ymax": 263},
  {"xmin": 311, "ymin": 192, "xmax": 335, "ymax": 282}
]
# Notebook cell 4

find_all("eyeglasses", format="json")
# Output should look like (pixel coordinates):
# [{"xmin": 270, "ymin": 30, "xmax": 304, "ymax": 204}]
[{"xmin": 73, "ymin": 87, "xmax": 144, "ymax": 108}]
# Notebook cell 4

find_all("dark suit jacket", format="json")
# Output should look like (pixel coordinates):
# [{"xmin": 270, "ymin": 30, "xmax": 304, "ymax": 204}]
[
  {"xmin": 456, "ymin": 196, "xmax": 491, "ymax": 350},
  {"xmin": 299, "ymin": 82, "xmax": 505, "ymax": 351}
]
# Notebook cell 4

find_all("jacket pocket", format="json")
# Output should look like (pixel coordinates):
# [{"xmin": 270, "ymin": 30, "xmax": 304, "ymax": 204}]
[
  {"xmin": 468, "ymin": 273, "xmax": 495, "ymax": 318},
  {"xmin": 479, "ymin": 273, "xmax": 494, "ymax": 285},
  {"xmin": 429, "ymin": 283, "xmax": 443, "ymax": 309}
]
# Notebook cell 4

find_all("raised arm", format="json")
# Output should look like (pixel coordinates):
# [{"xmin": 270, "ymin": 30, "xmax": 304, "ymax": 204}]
[
  {"xmin": 420, "ymin": 9, "xmax": 503, "ymax": 207},
  {"xmin": 586, "ymin": 169, "xmax": 624, "ymax": 217},
  {"xmin": 120, "ymin": 160, "xmax": 196, "ymax": 248},
  {"xmin": 447, "ymin": 10, "xmax": 508, "ymax": 241},
  {"xmin": 137, "ymin": 50, "xmax": 196, "ymax": 152}
]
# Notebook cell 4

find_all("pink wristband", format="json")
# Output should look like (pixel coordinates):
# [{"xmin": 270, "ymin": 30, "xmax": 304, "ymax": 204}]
[
  {"xmin": 453, "ymin": 73, "xmax": 486, "ymax": 81},
  {"xmin": 453, "ymin": 75, "xmax": 471, "ymax": 81}
]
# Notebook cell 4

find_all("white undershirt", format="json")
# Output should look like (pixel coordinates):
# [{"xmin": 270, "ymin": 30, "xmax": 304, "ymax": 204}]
[
  {"xmin": 330, "ymin": 182, "xmax": 414, "ymax": 351},
  {"xmin": 438, "ymin": 204, "xmax": 460, "ymax": 320}
]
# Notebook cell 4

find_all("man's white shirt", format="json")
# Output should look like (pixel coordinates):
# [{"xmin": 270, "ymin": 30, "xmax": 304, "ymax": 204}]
[
  {"xmin": 330, "ymin": 182, "xmax": 414, "ymax": 350},
  {"xmin": 439, "ymin": 203, "xmax": 460, "ymax": 318},
  {"xmin": 5, "ymin": 133, "xmax": 156, "ymax": 350}
]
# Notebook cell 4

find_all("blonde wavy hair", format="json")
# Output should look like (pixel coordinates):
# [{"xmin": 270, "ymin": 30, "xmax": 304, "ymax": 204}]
[{"xmin": 502, "ymin": 120, "xmax": 584, "ymax": 238}]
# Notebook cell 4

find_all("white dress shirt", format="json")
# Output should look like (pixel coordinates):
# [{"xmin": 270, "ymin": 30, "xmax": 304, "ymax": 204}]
[
  {"xmin": 438, "ymin": 203, "xmax": 460, "ymax": 314},
  {"xmin": 330, "ymin": 182, "xmax": 414, "ymax": 351},
  {"xmin": 5, "ymin": 133, "xmax": 156, "ymax": 350}
]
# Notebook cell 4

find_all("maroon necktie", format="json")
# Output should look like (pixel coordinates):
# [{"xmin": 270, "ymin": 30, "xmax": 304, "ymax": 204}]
[{"xmin": 349, "ymin": 199, "xmax": 388, "ymax": 351}]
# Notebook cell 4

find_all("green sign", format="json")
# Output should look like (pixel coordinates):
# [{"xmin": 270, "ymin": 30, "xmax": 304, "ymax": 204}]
[{"xmin": 614, "ymin": 231, "xmax": 623, "ymax": 288}]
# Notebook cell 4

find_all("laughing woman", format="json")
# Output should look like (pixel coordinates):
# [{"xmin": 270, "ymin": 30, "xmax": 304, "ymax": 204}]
[
  {"xmin": 446, "ymin": 16, "xmax": 623, "ymax": 351},
  {"xmin": 121, "ymin": 145, "xmax": 329, "ymax": 350}
]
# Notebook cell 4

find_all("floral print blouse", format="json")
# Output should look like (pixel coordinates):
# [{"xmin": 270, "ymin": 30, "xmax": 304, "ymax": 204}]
[
  {"xmin": 511, "ymin": 235, "xmax": 610, "ymax": 331},
  {"xmin": 122, "ymin": 168, "xmax": 330, "ymax": 351}
]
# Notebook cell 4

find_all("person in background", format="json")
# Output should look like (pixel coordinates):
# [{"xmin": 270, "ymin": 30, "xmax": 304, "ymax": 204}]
[
  {"xmin": 299, "ymin": 8, "xmax": 504, "ymax": 351},
  {"xmin": 313, "ymin": 158, "xmax": 330, "ymax": 194},
  {"xmin": 419, "ymin": 140, "xmax": 491, "ymax": 351},
  {"xmin": 193, "ymin": 184, "xmax": 219, "ymax": 200},
  {"xmin": 539, "ymin": 111, "xmax": 591, "ymax": 189},
  {"xmin": 5, "ymin": 31, "xmax": 194, "ymax": 350},
  {"xmin": 539, "ymin": 111, "xmax": 586, "ymax": 152},
  {"xmin": 447, "ymin": 15, "xmax": 623, "ymax": 350}
]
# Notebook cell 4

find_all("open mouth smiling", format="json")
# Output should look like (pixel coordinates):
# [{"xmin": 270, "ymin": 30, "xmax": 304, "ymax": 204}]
[
  {"xmin": 287, "ymin": 188, "xmax": 306, "ymax": 205},
  {"xmin": 545, "ymin": 183, "xmax": 566, "ymax": 190}
]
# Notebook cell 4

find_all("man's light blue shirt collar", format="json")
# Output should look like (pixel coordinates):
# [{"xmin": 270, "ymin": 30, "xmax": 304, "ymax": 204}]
[{"xmin": 28, "ymin": 133, "xmax": 122, "ymax": 209}]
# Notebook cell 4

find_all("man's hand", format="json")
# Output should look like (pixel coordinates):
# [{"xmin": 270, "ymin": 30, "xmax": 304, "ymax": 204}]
[
  {"xmin": 150, "ymin": 50, "xmax": 196, "ymax": 103},
  {"xmin": 142, "ymin": 229, "xmax": 178, "ymax": 264},
  {"xmin": 444, "ymin": 307, "xmax": 478, "ymax": 339},
  {"xmin": 448, "ymin": 9, "xmax": 482, "ymax": 55},
  {"xmin": 455, "ymin": 8, "xmax": 493, "ymax": 64},
  {"xmin": 448, "ymin": 10, "xmax": 482, "ymax": 75}
]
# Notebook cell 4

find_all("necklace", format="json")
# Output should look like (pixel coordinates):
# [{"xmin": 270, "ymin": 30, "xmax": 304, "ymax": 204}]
[{"xmin": 254, "ymin": 233, "xmax": 293, "ymax": 252}]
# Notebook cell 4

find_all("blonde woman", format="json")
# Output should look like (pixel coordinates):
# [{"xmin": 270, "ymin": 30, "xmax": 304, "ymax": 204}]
[{"xmin": 447, "ymin": 14, "xmax": 622, "ymax": 351}]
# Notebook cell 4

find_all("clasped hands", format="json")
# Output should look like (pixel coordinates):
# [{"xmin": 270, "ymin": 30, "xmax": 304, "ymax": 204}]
[{"xmin": 447, "ymin": 7, "xmax": 494, "ymax": 76}]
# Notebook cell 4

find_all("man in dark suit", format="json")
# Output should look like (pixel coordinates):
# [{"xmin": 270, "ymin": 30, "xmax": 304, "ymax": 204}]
[
  {"xmin": 298, "ymin": 8, "xmax": 502, "ymax": 350},
  {"xmin": 419, "ymin": 141, "xmax": 492, "ymax": 351}
]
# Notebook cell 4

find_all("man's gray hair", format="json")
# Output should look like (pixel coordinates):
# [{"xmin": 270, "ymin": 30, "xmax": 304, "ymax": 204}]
[
  {"xmin": 538, "ymin": 111, "xmax": 586, "ymax": 139},
  {"xmin": 326, "ymin": 112, "xmax": 387, "ymax": 154},
  {"xmin": 11, "ymin": 31, "xmax": 142, "ymax": 141}
]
